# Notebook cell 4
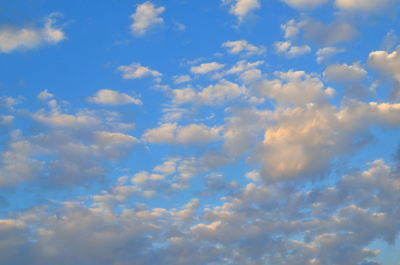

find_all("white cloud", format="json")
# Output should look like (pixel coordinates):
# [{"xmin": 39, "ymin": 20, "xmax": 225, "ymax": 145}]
[
  {"xmin": 281, "ymin": 19, "xmax": 301, "ymax": 39},
  {"xmin": 258, "ymin": 70, "xmax": 333, "ymax": 106},
  {"xmin": 142, "ymin": 123, "xmax": 221, "ymax": 145},
  {"xmin": 173, "ymin": 74, "xmax": 192, "ymax": 84},
  {"xmin": 274, "ymin": 41, "xmax": 311, "ymax": 57},
  {"xmin": 257, "ymin": 100, "xmax": 400, "ymax": 181},
  {"xmin": 88, "ymin": 89, "xmax": 142, "ymax": 105},
  {"xmin": 368, "ymin": 47, "xmax": 400, "ymax": 82},
  {"xmin": 222, "ymin": 40, "xmax": 265, "ymax": 56},
  {"xmin": 281, "ymin": 0, "xmax": 328, "ymax": 9},
  {"xmin": 198, "ymin": 80, "xmax": 246, "ymax": 105},
  {"xmin": 190, "ymin": 62, "xmax": 224, "ymax": 74},
  {"xmin": 324, "ymin": 62, "xmax": 367, "ymax": 83},
  {"xmin": 0, "ymin": 13, "xmax": 65, "ymax": 53},
  {"xmin": 225, "ymin": 0, "xmax": 261, "ymax": 22},
  {"xmin": 130, "ymin": 1, "xmax": 165, "ymax": 36},
  {"xmin": 316, "ymin": 47, "xmax": 345, "ymax": 63},
  {"xmin": 368, "ymin": 47, "xmax": 400, "ymax": 98},
  {"xmin": 117, "ymin": 62, "xmax": 162, "ymax": 80},
  {"xmin": 172, "ymin": 80, "xmax": 247, "ymax": 106}
]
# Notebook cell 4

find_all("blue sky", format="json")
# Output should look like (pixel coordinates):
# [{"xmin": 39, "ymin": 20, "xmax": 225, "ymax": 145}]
[{"xmin": 1, "ymin": 0, "xmax": 400, "ymax": 264}]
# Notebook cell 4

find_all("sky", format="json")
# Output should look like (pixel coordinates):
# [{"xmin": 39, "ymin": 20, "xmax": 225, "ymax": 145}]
[{"xmin": 1, "ymin": 0, "xmax": 400, "ymax": 264}]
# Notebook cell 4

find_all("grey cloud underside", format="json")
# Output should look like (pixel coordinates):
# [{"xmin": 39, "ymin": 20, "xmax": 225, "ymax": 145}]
[{"xmin": 1, "ymin": 159, "xmax": 399, "ymax": 265}]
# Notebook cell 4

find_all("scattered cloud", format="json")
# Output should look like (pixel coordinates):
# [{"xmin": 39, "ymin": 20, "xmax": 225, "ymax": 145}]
[
  {"xmin": 224, "ymin": 0, "xmax": 261, "ymax": 22},
  {"xmin": 130, "ymin": 1, "xmax": 165, "ymax": 36},
  {"xmin": 324, "ymin": 62, "xmax": 367, "ymax": 83},
  {"xmin": 88, "ymin": 89, "xmax": 142, "ymax": 105},
  {"xmin": 274, "ymin": 41, "xmax": 311, "ymax": 57},
  {"xmin": 117, "ymin": 62, "xmax": 162, "ymax": 80},
  {"xmin": 0, "ymin": 13, "xmax": 65, "ymax": 53},
  {"xmin": 316, "ymin": 46, "xmax": 345, "ymax": 63},
  {"xmin": 222, "ymin": 40, "xmax": 266, "ymax": 56},
  {"xmin": 190, "ymin": 62, "xmax": 224, "ymax": 74}
]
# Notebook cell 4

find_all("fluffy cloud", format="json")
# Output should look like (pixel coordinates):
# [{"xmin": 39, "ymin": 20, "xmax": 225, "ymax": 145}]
[
  {"xmin": 316, "ymin": 47, "xmax": 345, "ymax": 63},
  {"xmin": 88, "ymin": 89, "xmax": 142, "ymax": 105},
  {"xmin": 368, "ymin": 47, "xmax": 400, "ymax": 82},
  {"xmin": 0, "ymin": 13, "xmax": 65, "ymax": 53},
  {"xmin": 142, "ymin": 123, "xmax": 221, "ymax": 145},
  {"xmin": 190, "ymin": 62, "xmax": 224, "ymax": 74},
  {"xmin": 172, "ymin": 80, "xmax": 246, "ymax": 105},
  {"xmin": 222, "ymin": 40, "xmax": 265, "ymax": 56},
  {"xmin": 2, "ymin": 157, "xmax": 399, "ymax": 265},
  {"xmin": 258, "ymin": 101, "xmax": 400, "ymax": 181},
  {"xmin": 117, "ymin": 62, "xmax": 162, "ymax": 80},
  {"xmin": 324, "ymin": 62, "xmax": 367, "ymax": 83},
  {"xmin": 130, "ymin": 1, "xmax": 165, "ymax": 36},
  {"xmin": 257, "ymin": 70, "xmax": 334, "ymax": 106},
  {"xmin": 274, "ymin": 41, "xmax": 311, "ymax": 57},
  {"xmin": 0, "ymin": 97, "xmax": 138, "ymax": 188},
  {"xmin": 368, "ymin": 47, "xmax": 400, "ymax": 98},
  {"xmin": 224, "ymin": 0, "xmax": 261, "ymax": 22}
]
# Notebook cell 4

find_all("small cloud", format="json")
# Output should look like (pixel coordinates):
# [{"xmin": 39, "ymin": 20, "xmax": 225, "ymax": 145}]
[
  {"xmin": 37, "ymin": 89, "xmax": 54, "ymax": 100},
  {"xmin": 130, "ymin": 1, "xmax": 165, "ymax": 36},
  {"xmin": 117, "ymin": 62, "xmax": 162, "ymax": 80},
  {"xmin": 222, "ymin": 40, "xmax": 266, "ymax": 56},
  {"xmin": 88, "ymin": 89, "xmax": 142, "ymax": 106},
  {"xmin": 316, "ymin": 47, "xmax": 345, "ymax": 63},
  {"xmin": 173, "ymin": 75, "xmax": 192, "ymax": 84},
  {"xmin": 274, "ymin": 41, "xmax": 311, "ymax": 57},
  {"xmin": 190, "ymin": 62, "xmax": 224, "ymax": 74},
  {"xmin": 224, "ymin": 0, "xmax": 261, "ymax": 22}
]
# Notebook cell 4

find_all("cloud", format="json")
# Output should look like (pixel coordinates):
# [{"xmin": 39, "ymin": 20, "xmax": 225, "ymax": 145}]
[
  {"xmin": 257, "ymin": 100, "xmax": 400, "ymax": 181},
  {"xmin": 368, "ymin": 47, "xmax": 400, "ymax": 98},
  {"xmin": 37, "ymin": 90, "xmax": 54, "ymax": 100},
  {"xmin": 142, "ymin": 123, "xmax": 221, "ymax": 145},
  {"xmin": 302, "ymin": 19, "xmax": 358, "ymax": 45},
  {"xmin": 257, "ymin": 70, "xmax": 334, "ymax": 106},
  {"xmin": 173, "ymin": 75, "xmax": 191, "ymax": 84},
  {"xmin": 224, "ymin": 0, "xmax": 261, "ymax": 22},
  {"xmin": 316, "ymin": 47, "xmax": 345, "ymax": 63},
  {"xmin": 0, "ymin": 97, "xmax": 138, "ymax": 188},
  {"xmin": 281, "ymin": 0, "xmax": 328, "ymax": 9},
  {"xmin": 88, "ymin": 89, "xmax": 142, "ymax": 105},
  {"xmin": 172, "ymin": 80, "xmax": 246, "ymax": 105},
  {"xmin": 335, "ymin": 0, "xmax": 392, "ymax": 12},
  {"xmin": 0, "ymin": 13, "xmax": 65, "ymax": 53},
  {"xmin": 130, "ymin": 1, "xmax": 165, "ymax": 36},
  {"xmin": 190, "ymin": 62, "xmax": 224, "ymax": 74},
  {"xmin": 222, "ymin": 40, "xmax": 266, "ymax": 56},
  {"xmin": 324, "ymin": 62, "xmax": 367, "ymax": 83},
  {"xmin": 3, "ymin": 157, "xmax": 399, "ymax": 265},
  {"xmin": 284, "ymin": 19, "xmax": 357, "ymax": 46},
  {"xmin": 117, "ymin": 62, "xmax": 162, "ymax": 80},
  {"xmin": 368, "ymin": 47, "xmax": 400, "ymax": 82},
  {"xmin": 274, "ymin": 41, "xmax": 311, "ymax": 57}
]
